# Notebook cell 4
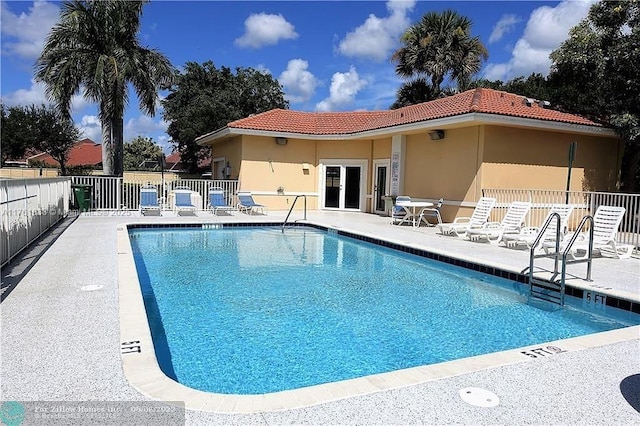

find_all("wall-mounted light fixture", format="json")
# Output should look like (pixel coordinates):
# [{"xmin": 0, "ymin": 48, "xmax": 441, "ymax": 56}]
[
  {"xmin": 275, "ymin": 137, "xmax": 288, "ymax": 145},
  {"xmin": 428, "ymin": 130, "xmax": 445, "ymax": 141}
]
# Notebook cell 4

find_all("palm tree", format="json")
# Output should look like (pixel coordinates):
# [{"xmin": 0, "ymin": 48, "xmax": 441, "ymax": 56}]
[
  {"xmin": 35, "ymin": 0, "xmax": 175, "ymax": 176},
  {"xmin": 390, "ymin": 78, "xmax": 440, "ymax": 109},
  {"xmin": 391, "ymin": 10, "xmax": 488, "ymax": 100}
]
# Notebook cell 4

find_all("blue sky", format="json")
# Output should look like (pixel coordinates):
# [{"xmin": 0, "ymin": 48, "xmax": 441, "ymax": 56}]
[{"xmin": 1, "ymin": 0, "xmax": 597, "ymax": 153}]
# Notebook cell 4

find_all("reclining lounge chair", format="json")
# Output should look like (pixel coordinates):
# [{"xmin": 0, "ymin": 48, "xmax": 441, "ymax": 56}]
[
  {"xmin": 501, "ymin": 204, "xmax": 575, "ymax": 249},
  {"xmin": 436, "ymin": 197, "xmax": 496, "ymax": 236},
  {"xmin": 237, "ymin": 191, "xmax": 267, "ymax": 215},
  {"xmin": 139, "ymin": 186, "xmax": 161, "ymax": 216},
  {"xmin": 543, "ymin": 205, "xmax": 633, "ymax": 259},
  {"xmin": 208, "ymin": 188, "xmax": 234, "ymax": 215},
  {"xmin": 465, "ymin": 201, "xmax": 532, "ymax": 244}
]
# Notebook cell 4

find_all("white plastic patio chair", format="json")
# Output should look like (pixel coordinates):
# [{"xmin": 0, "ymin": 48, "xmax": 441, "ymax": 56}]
[
  {"xmin": 418, "ymin": 198, "xmax": 443, "ymax": 226},
  {"xmin": 436, "ymin": 197, "xmax": 496, "ymax": 236},
  {"xmin": 391, "ymin": 196, "xmax": 412, "ymax": 225},
  {"xmin": 501, "ymin": 204, "xmax": 575, "ymax": 249},
  {"xmin": 466, "ymin": 201, "xmax": 532, "ymax": 244}
]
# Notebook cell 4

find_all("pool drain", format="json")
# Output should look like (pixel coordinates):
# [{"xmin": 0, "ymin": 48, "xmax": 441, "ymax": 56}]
[
  {"xmin": 80, "ymin": 285, "xmax": 104, "ymax": 291},
  {"xmin": 459, "ymin": 387, "xmax": 500, "ymax": 407}
]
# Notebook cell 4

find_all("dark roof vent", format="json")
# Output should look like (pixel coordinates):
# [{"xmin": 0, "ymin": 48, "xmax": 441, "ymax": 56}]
[
  {"xmin": 523, "ymin": 97, "xmax": 534, "ymax": 107},
  {"xmin": 538, "ymin": 100, "xmax": 551, "ymax": 108}
]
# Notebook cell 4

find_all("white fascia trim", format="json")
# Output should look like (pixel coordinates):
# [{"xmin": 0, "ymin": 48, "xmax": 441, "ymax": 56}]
[
  {"xmin": 197, "ymin": 113, "xmax": 615, "ymax": 145},
  {"xmin": 471, "ymin": 113, "xmax": 617, "ymax": 137},
  {"xmin": 196, "ymin": 127, "xmax": 231, "ymax": 145}
]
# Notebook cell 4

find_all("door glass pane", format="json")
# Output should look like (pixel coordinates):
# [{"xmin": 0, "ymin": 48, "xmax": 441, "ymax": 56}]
[
  {"xmin": 375, "ymin": 167, "xmax": 386, "ymax": 211},
  {"xmin": 344, "ymin": 167, "xmax": 360, "ymax": 209},
  {"xmin": 324, "ymin": 166, "xmax": 340, "ymax": 208}
]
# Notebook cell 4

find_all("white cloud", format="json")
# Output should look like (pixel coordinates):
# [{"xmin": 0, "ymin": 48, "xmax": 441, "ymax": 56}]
[
  {"xmin": 489, "ymin": 14, "xmax": 522, "ymax": 44},
  {"xmin": 124, "ymin": 115, "xmax": 168, "ymax": 141},
  {"xmin": 482, "ymin": 0, "xmax": 596, "ymax": 81},
  {"xmin": 337, "ymin": 0, "xmax": 416, "ymax": 62},
  {"xmin": 1, "ymin": 79, "xmax": 48, "ymax": 106},
  {"xmin": 1, "ymin": 79, "xmax": 91, "ymax": 114},
  {"xmin": 235, "ymin": 13, "xmax": 298, "ymax": 49},
  {"xmin": 315, "ymin": 67, "xmax": 367, "ymax": 112},
  {"xmin": 0, "ymin": 0, "xmax": 59, "ymax": 60},
  {"xmin": 278, "ymin": 59, "xmax": 318, "ymax": 103},
  {"xmin": 77, "ymin": 115, "xmax": 102, "ymax": 142},
  {"xmin": 253, "ymin": 64, "xmax": 272, "ymax": 75}
]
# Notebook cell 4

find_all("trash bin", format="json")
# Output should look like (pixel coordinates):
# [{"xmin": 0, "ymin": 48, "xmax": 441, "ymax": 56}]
[{"xmin": 71, "ymin": 184, "xmax": 93, "ymax": 212}]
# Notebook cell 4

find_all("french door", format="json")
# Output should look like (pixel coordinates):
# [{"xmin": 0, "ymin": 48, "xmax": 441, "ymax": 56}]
[
  {"xmin": 372, "ymin": 160, "xmax": 390, "ymax": 214},
  {"xmin": 321, "ymin": 161, "xmax": 366, "ymax": 211}
]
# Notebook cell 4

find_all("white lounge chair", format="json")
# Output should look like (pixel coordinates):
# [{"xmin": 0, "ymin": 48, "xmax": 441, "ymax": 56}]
[
  {"xmin": 543, "ymin": 205, "xmax": 633, "ymax": 259},
  {"xmin": 139, "ymin": 186, "xmax": 161, "ymax": 216},
  {"xmin": 437, "ymin": 197, "xmax": 496, "ymax": 236},
  {"xmin": 208, "ymin": 188, "xmax": 234, "ymax": 215},
  {"xmin": 418, "ymin": 198, "xmax": 443, "ymax": 226},
  {"xmin": 466, "ymin": 201, "xmax": 532, "ymax": 243},
  {"xmin": 501, "ymin": 204, "xmax": 575, "ymax": 249},
  {"xmin": 391, "ymin": 196, "xmax": 412, "ymax": 225},
  {"xmin": 237, "ymin": 191, "xmax": 267, "ymax": 214},
  {"xmin": 173, "ymin": 189, "xmax": 197, "ymax": 215}
]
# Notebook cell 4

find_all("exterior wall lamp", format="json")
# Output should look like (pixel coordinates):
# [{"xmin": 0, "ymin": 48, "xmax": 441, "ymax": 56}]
[
  {"xmin": 275, "ymin": 137, "xmax": 288, "ymax": 145},
  {"xmin": 429, "ymin": 130, "xmax": 445, "ymax": 140}
]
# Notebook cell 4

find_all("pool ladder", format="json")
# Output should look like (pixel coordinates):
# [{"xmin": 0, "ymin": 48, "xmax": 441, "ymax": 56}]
[
  {"xmin": 281, "ymin": 195, "xmax": 307, "ymax": 232},
  {"xmin": 528, "ymin": 213, "xmax": 594, "ymax": 306}
]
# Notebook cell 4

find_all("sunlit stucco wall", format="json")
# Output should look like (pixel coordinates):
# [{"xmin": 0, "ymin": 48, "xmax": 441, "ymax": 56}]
[
  {"xmin": 238, "ymin": 135, "xmax": 318, "ymax": 210},
  {"xmin": 481, "ymin": 126, "xmax": 622, "ymax": 193}
]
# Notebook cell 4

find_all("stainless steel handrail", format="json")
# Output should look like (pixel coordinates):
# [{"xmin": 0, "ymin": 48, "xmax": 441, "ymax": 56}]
[
  {"xmin": 281, "ymin": 195, "xmax": 307, "ymax": 232},
  {"xmin": 529, "ymin": 212, "xmax": 594, "ymax": 306}
]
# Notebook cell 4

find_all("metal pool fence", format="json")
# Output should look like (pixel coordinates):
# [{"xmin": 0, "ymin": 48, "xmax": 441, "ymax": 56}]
[
  {"xmin": 1, "ymin": 178, "xmax": 71, "ymax": 267},
  {"xmin": 70, "ymin": 176, "xmax": 239, "ymax": 210}
]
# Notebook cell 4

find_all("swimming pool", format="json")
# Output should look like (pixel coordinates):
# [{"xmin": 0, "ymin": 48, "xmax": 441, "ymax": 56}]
[{"xmin": 128, "ymin": 225, "xmax": 640, "ymax": 395}]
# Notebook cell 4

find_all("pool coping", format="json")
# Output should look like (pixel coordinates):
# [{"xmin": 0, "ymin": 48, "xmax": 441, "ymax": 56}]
[{"xmin": 117, "ymin": 222, "xmax": 640, "ymax": 413}]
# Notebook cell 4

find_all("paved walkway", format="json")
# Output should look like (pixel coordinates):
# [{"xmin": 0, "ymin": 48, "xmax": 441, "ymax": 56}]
[{"xmin": 1, "ymin": 210, "xmax": 639, "ymax": 425}]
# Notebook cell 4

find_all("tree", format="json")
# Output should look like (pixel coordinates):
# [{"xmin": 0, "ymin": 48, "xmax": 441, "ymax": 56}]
[
  {"xmin": 1, "ymin": 104, "xmax": 32, "ymax": 166},
  {"xmin": 1, "ymin": 104, "xmax": 79, "ymax": 174},
  {"xmin": 548, "ymin": 0, "xmax": 640, "ymax": 192},
  {"xmin": 467, "ymin": 73, "xmax": 553, "ymax": 102},
  {"xmin": 29, "ymin": 105, "xmax": 81, "ymax": 176},
  {"xmin": 123, "ymin": 136, "xmax": 163, "ymax": 171},
  {"xmin": 390, "ymin": 78, "xmax": 439, "ymax": 109},
  {"xmin": 35, "ymin": 0, "xmax": 175, "ymax": 177},
  {"xmin": 391, "ymin": 10, "xmax": 488, "ymax": 104},
  {"xmin": 162, "ymin": 61, "xmax": 289, "ymax": 173}
]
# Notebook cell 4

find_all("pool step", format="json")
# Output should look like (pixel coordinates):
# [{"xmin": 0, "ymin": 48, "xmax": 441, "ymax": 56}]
[{"xmin": 529, "ymin": 275, "xmax": 563, "ymax": 305}]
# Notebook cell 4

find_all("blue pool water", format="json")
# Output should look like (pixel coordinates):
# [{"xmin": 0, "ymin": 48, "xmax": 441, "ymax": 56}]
[{"xmin": 129, "ymin": 226, "xmax": 639, "ymax": 395}]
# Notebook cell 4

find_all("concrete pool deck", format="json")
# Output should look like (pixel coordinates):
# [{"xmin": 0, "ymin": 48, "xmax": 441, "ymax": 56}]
[{"xmin": 1, "ymin": 210, "xmax": 639, "ymax": 424}]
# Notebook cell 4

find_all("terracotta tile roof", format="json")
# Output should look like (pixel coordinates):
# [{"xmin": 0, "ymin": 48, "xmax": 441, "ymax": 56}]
[
  {"xmin": 66, "ymin": 138, "xmax": 102, "ymax": 166},
  {"xmin": 226, "ymin": 88, "xmax": 601, "ymax": 136},
  {"xmin": 24, "ymin": 138, "xmax": 102, "ymax": 167},
  {"xmin": 228, "ymin": 110, "xmax": 387, "ymax": 135},
  {"xmin": 165, "ymin": 151, "xmax": 211, "ymax": 170}
]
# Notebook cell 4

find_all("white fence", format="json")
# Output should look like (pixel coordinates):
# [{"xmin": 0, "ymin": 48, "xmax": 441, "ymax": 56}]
[
  {"xmin": 483, "ymin": 188, "xmax": 640, "ymax": 248},
  {"xmin": 70, "ymin": 176, "xmax": 239, "ymax": 210},
  {"xmin": 1, "ymin": 178, "xmax": 71, "ymax": 267}
]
